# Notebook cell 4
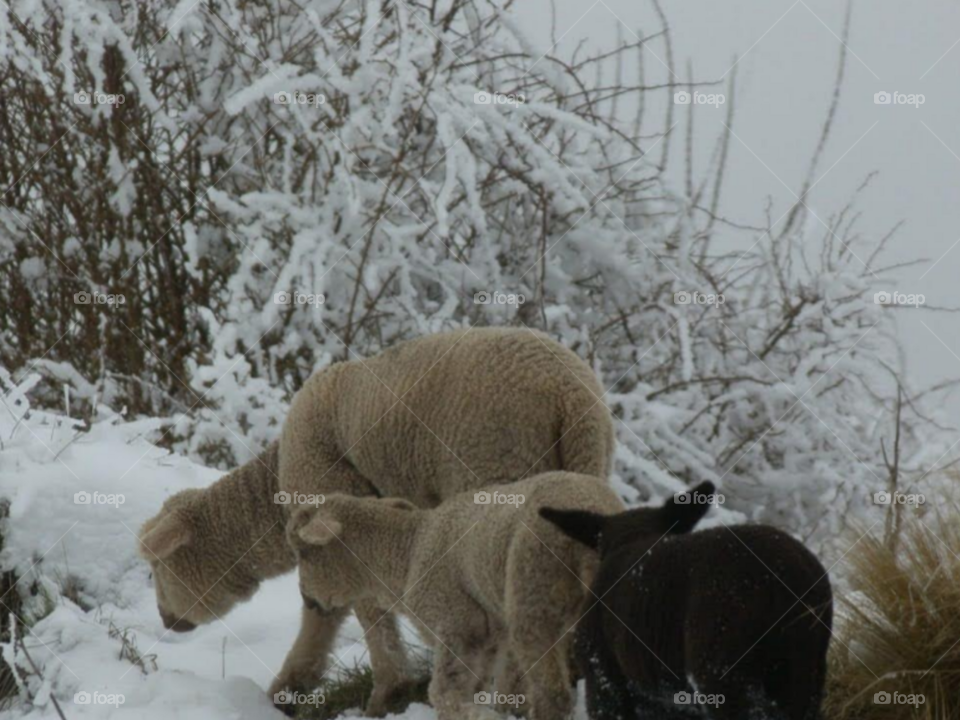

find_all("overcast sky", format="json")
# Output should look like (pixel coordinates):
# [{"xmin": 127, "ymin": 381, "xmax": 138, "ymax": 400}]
[{"xmin": 513, "ymin": 0, "xmax": 960, "ymax": 427}]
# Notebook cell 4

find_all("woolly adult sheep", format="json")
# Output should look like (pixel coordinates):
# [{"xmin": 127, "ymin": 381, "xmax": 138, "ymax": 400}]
[
  {"xmin": 541, "ymin": 481, "xmax": 833, "ymax": 720},
  {"xmin": 289, "ymin": 472, "xmax": 625, "ymax": 720},
  {"xmin": 137, "ymin": 327, "xmax": 615, "ymax": 715}
]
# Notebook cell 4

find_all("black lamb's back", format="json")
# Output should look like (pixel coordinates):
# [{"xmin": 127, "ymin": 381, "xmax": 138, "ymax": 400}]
[{"xmin": 578, "ymin": 524, "xmax": 832, "ymax": 720}]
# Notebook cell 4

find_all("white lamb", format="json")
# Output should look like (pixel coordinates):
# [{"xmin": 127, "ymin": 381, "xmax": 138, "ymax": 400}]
[{"xmin": 288, "ymin": 471, "xmax": 624, "ymax": 720}]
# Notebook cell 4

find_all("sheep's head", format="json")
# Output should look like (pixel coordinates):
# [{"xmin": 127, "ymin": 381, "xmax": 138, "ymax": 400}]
[
  {"xmin": 287, "ymin": 496, "xmax": 418, "ymax": 612},
  {"xmin": 540, "ymin": 481, "xmax": 716, "ymax": 557},
  {"xmin": 138, "ymin": 489, "xmax": 258, "ymax": 632}
]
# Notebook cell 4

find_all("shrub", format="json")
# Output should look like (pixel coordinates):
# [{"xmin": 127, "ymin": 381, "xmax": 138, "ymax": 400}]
[
  {"xmin": 0, "ymin": 0, "xmax": 950, "ymax": 546},
  {"xmin": 825, "ymin": 515, "xmax": 960, "ymax": 719}
]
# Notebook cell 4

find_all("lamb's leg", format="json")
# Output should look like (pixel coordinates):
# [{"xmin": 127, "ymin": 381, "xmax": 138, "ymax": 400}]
[
  {"xmin": 277, "ymin": 420, "xmax": 397, "ymax": 711},
  {"xmin": 354, "ymin": 600, "xmax": 414, "ymax": 717},
  {"xmin": 429, "ymin": 644, "xmax": 499, "ymax": 720},
  {"xmin": 270, "ymin": 603, "xmax": 350, "ymax": 714},
  {"xmin": 514, "ymin": 644, "xmax": 575, "ymax": 720},
  {"xmin": 495, "ymin": 652, "xmax": 528, "ymax": 717}
]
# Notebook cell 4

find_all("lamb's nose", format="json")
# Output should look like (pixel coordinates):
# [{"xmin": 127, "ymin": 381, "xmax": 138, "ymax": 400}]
[
  {"xmin": 160, "ymin": 609, "xmax": 196, "ymax": 632},
  {"xmin": 169, "ymin": 617, "xmax": 196, "ymax": 633}
]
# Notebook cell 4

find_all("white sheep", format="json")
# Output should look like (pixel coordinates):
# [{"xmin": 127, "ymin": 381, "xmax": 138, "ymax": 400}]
[{"xmin": 137, "ymin": 327, "xmax": 615, "ymax": 714}]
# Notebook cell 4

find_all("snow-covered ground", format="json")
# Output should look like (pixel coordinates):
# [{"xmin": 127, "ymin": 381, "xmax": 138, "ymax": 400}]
[{"xmin": 0, "ymin": 375, "xmax": 562, "ymax": 719}]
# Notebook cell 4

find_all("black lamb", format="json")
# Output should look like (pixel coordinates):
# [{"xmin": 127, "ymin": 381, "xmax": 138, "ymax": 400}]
[{"xmin": 541, "ymin": 481, "xmax": 832, "ymax": 720}]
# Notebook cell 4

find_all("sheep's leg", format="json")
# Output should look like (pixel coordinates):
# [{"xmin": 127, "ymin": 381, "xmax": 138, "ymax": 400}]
[
  {"xmin": 276, "ymin": 414, "xmax": 385, "ymax": 711},
  {"xmin": 495, "ymin": 651, "xmax": 528, "ymax": 716},
  {"xmin": 270, "ymin": 603, "xmax": 350, "ymax": 713},
  {"xmin": 429, "ymin": 643, "xmax": 499, "ymax": 720},
  {"xmin": 354, "ymin": 600, "xmax": 415, "ymax": 717},
  {"xmin": 514, "ymin": 644, "xmax": 575, "ymax": 720}
]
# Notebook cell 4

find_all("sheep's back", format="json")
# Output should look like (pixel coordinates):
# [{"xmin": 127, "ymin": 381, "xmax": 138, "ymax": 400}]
[
  {"xmin": 331, "ymin": 328, "xmax": 613, "ymax": 505},
  {"xmin": 424, "ymin": 473, "xmax": 624, "ymax": 621}
]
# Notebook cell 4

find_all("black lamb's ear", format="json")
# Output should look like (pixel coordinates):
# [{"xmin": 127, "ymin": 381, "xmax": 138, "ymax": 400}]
[
  {"xmin": 664, "ymin": 481, "xmax": 715, "ymax": 534},
  {"xmin": 540, "ymin": 508, "xmax": 607, "ymax": 550}
]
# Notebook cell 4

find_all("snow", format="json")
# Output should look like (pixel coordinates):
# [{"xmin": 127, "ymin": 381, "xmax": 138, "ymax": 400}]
[{"xmin": 0, "ymin": 374, "xmax": 335, "ymax": 718}]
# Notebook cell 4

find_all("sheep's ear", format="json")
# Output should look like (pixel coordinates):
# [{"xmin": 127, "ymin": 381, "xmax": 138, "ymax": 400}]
[
  {"xmin": 298, "ymin": 513, "xmax": 343, "ymax": 546},
  {"xmin": 540, "ymin": 508, "xmax": 606, "ymax": 550},
  {"xmin": 662, "ymin": 481, "xmax": 715, "ymax": 534},
  {"xmin": 139, "ymin": 513, "xmax": 192, "ymax": 560},
  {"xmin": 380, "ymin": 498, "xmax": 417, "ymax": 512}
]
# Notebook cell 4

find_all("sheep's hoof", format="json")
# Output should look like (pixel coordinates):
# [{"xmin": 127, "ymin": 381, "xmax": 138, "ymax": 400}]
[
  {"xmin": 270, "ymin": 692, "xmax": 297, "ymax": 717},
  {"xmin": 269, "ymin": 675, "xmax": 319, "ymax": 716},
  {"xmin": 365, "ymin": 690, "xmax": 391, "ymax": 718},
  {"xmin": 365, "ymin": 678, "xmax": 427, "ymax": 717}
]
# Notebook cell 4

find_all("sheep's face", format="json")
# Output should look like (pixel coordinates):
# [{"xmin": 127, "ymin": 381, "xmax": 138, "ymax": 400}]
[
  {"xmin": 540, "ymin": 481, "xmax": 716, "ymax": 556},
  {"xmin": 139, "ymin": 490, "xmax": 255, "ymax": 632},
  {"xmin": 287, "ymin": 501, "xmax": 374, "ymax": 612}
]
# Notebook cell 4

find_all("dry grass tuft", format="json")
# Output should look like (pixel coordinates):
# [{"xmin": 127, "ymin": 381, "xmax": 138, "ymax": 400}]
[{"xmin": 825, "ymin": 516, "xmax": 960, "ymax": 720}]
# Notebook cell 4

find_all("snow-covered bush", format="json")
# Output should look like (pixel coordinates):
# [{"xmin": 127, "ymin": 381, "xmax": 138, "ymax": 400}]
[{"xmin": 0, "ymin": 0, "xmax": 950, "ymax": 548}]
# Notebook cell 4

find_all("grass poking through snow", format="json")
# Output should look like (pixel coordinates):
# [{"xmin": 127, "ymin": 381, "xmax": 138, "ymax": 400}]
[{"xmin": 296, "ymin": 655, "xmax": 432, "ymax": 719}]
